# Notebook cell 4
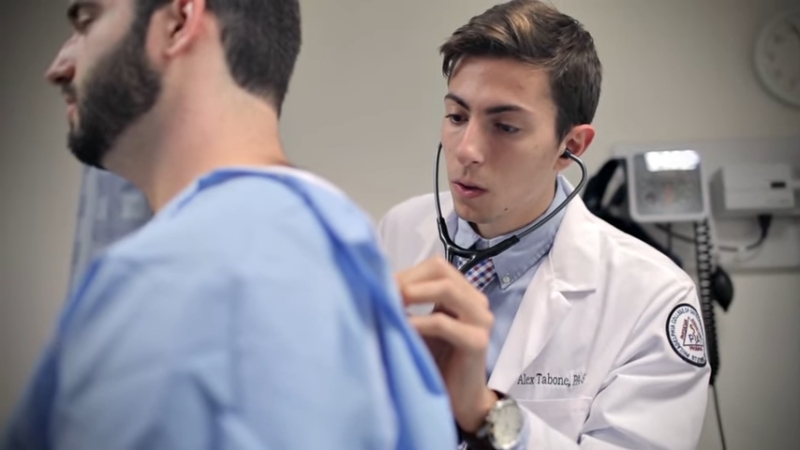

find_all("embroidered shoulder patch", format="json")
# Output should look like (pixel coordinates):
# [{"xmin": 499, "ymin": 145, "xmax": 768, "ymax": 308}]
[{"xmin": 666, "ymin": 304, "xmax": 707, "ymax": 367}]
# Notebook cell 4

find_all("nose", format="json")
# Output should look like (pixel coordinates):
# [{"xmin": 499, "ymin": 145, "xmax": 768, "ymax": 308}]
[
  {"xmin": 453, "ymin": 120, "xmax": 485, "ymax": 166},
  {"xmin": 45, "ymin": 39, "xmax": 77, "ymax": 87}
]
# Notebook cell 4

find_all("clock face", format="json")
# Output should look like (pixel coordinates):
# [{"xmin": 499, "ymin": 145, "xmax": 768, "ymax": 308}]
[{"xmin": 755, "ymin": 9, "xmax": 800, "ymax": 107}]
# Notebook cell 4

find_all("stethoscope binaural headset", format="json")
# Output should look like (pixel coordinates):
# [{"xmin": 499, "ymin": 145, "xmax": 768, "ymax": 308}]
[{"xmin": 433, "ymin": 142, "xmax": 589, "ymax": 274}]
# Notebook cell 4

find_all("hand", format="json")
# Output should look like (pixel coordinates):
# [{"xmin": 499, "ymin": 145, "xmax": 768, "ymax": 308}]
[{"xmin": 396, "ymin": 256, "xmax": 498, "ymax": 432}]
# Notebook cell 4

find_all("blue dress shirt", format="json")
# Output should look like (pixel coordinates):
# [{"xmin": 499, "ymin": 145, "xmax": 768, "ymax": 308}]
[
  {"xmin": 450, "ymin": 178, "xmax": 568, "ymax": 375},
  {"xmin": 448, "ymin": 177, "xmax": 569, "ymax": 449}
]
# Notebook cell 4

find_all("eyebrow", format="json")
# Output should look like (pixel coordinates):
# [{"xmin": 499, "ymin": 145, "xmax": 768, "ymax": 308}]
[{"xmin": 444, "ymin": 93, "xmax": 526, "ymax": 115}]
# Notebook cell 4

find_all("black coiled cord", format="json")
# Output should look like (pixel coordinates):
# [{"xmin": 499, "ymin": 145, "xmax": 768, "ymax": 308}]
[
  {"xmin": 694, "ymin": 219, "xmax": 727, "ymax": 450},
  {"xmin": 693, "ymin": 219, "xmax": 720, "ymax": 385}
]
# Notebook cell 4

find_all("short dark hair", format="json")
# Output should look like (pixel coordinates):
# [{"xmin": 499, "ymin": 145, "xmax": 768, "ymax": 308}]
[
  {"xmin": 134, "ymin": 0, "xmax": 301, "ymax": 115},
  {"xmin": 440, "ymin": 0, "xmax": 602, "ymax": 141}
]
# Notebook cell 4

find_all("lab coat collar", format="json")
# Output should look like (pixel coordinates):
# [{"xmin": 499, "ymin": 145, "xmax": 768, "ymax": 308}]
[
  {"xmin": 413, "ymin": 176, "xmax": 602, "ymax": 292},
  {"xmin": 546, "ymin": 181, "xmax": 602, "ymax": 293},
  {"xmin": 487, "ymin": 182, "xmax": 602, "ymax": 391},
  {"xmin": 413, "ymin": 194, "xmax": 449, "ymax": 264},
  {"xmin": 414, "ymin": 177, "xmax": 603, "ymax": 392}
]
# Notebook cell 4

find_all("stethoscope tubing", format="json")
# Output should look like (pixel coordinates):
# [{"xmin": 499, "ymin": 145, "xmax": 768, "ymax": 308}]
[{"xmin": 433, "ymin": 142, "xmax": 588, "ymax": 274}]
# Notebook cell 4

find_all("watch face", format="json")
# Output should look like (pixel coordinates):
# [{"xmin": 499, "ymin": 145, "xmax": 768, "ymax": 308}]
[{"xmin": 489, "ymin": 399, "xmax": 523, "ymax": 449}]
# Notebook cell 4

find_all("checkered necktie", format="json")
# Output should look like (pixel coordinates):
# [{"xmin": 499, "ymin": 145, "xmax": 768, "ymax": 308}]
[
  {"xmin": 454, "ymin": 256, "xmax": 496, "ymax": 450},
  {"xmin": 456, "ymin": 256, "xmax": 496, "ymax": 291}
]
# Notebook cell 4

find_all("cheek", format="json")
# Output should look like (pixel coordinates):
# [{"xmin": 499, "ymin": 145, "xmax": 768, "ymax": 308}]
[
  {"xmin": 77, "ymin": 40, "xmax": 110, "ymax": 82},
  {"xmin": 75, "ymin": 46, "xmax": 108, "ymax": 97},
  {"xmin": 441, "ymin": 121, "xmax": 462, "ymax": 145},
  {"xmin": 83, "ymin": 9, "xmax": 133, "ymax": 65},
  {"xmin": 492, "ymin": 145, "xmax": 555, "ymax": 193},
  {"xmin": 494, "ymin": 144, "xmax": 546, "ymax": 174},
  {"xmin": 441, "ymin": 128, "xmax": 463, "ymax": 164},
  {"xmin": 443, "ymin": 147, "xmax": 460, "ymax": 176}
]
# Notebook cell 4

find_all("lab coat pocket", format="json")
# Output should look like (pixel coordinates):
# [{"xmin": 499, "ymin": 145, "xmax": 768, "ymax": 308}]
[{"xmin": 519, "ymin": 397, "xmax": 592, "ymax": 440}]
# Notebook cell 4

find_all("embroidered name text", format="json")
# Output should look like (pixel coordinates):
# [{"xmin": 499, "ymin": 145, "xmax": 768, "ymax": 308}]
[{"xmin": 517, "ymin": 372, "xmax": 585, "ymax": 387}]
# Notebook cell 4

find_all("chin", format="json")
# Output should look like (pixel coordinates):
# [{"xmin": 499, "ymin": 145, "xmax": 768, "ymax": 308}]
[{"xmin": 452, "ymin": 201, "xmax": 486, "ymax": 224}]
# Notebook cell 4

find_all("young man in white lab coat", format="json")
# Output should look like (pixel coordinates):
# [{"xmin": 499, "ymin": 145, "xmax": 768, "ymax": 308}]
[{"xmin": 378, "ymin": 0, "xmax": 711, "ymax": 448}]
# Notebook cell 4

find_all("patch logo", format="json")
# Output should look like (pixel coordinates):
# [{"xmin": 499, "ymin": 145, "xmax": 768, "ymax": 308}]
[{"xmin": 666, "ymin": 304, "xmax": 707, "ymax": 367}]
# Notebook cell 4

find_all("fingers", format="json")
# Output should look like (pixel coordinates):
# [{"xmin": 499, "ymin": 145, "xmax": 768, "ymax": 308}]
[
  {"xmin": 395, "ymin": 256, "xmax": 460, "ymax": 286},
  {"xmin": 397, "ymin": 257, "xmax": 493, "ymax": 327},
  {"xmin": 402, "ymin": 279, "xmax": 490, "ymax": 325},
  {"xmin": 397, "ymin": 257, "xmax": 494, "ymax": 336},
  {"xmin": 396, "ymin": 256, "xmax": 489, "ymax": 312},
  {"xmin": 410, "ymin": 313, "xmax": 491, "ymax": 354}
]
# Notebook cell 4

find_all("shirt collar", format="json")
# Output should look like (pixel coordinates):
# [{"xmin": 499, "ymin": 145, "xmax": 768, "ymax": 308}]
[
  {"xmin": 449, "ymin": 176, "xmax": 569, "ymax": 290},
  {"xmin": 152, "ymin": 165, "xmax": 335, "ymax": 223}
]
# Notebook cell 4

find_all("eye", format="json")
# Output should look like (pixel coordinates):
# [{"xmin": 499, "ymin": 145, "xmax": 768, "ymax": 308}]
[
  {"xmin": 495, "ymin": 123, "xmax": 520, "ymax": 134},
  {"xmin": 68, "ymin": 4, "xmax": 99, "ymax": 33},
  {"xmin": 445, "ymin": 113, "xmax": 467, "ymax": 125},
  {"xmin": 75, "ymin": 11, "xmax": 95, "ymax": 32}
]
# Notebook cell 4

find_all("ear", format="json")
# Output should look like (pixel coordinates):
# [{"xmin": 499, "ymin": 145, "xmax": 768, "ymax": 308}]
[
  {"xmin": 555, "ymin": 124, "xmax": 595, "ymax": 171},
  {"xmin": 163, "ymin": 0, "xmax": 206, "ymax": 57}
]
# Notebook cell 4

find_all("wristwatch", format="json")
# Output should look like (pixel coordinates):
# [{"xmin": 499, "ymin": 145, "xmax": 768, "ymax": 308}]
[{"xmin": 458, "ymin": 390, "xmax": 523, "ymax": 450}]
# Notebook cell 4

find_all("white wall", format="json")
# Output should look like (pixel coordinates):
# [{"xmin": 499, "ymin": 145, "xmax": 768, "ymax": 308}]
[
  {"xmin": 0, "ymin": 0, "xmax": 82, "ymax": 425},
  {"xmin": 2, "ymin": 0, "xmax": 799, "ymax": 447}
]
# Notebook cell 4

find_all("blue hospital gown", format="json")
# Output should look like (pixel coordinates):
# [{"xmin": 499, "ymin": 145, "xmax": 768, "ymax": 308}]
[{"xmin": 1, "ymin": 167, "xmax": 457, "ymax": 450}]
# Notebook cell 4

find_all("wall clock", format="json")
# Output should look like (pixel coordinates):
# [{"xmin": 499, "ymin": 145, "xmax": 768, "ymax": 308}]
[{"xmin": 754, "ymin": 8, "xmax": 800, "ymax": 108}]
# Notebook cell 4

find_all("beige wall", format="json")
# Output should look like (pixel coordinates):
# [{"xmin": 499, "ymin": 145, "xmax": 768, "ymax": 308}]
[
  {"xmin": 2, "ymin": 0, "xmax": 799, "ymax": 447},
  {"xmin": 0, "ymin": 0, "xmax": 83, "ymax": 426}
]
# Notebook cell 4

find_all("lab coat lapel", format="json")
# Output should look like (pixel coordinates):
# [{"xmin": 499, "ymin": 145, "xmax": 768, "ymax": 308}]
[
  {"xmin": 487, "ymin": 260, "xmax": 571, "ymax": 393},
  {"xmin": 487, "ymin": 194, "xmax": 601, "ymax": 393},
  {"xmin": 405, "ymin": 195, "xmax": 448, "ymax": 316},
  {"xmin": 414, "ymin": 194, "xmax": 449, "ymax": 264}
]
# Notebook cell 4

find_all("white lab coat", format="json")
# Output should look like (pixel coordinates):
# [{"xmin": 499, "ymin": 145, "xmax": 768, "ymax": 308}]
[{"xmin": 377, "ymin": 185, "xmax": 711, "ymax": 449}]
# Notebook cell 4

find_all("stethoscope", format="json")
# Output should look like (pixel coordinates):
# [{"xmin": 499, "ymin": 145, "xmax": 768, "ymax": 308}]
[{"xmin": 433, "ymin": 142, "xmax": 589, "ymax": 274}]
